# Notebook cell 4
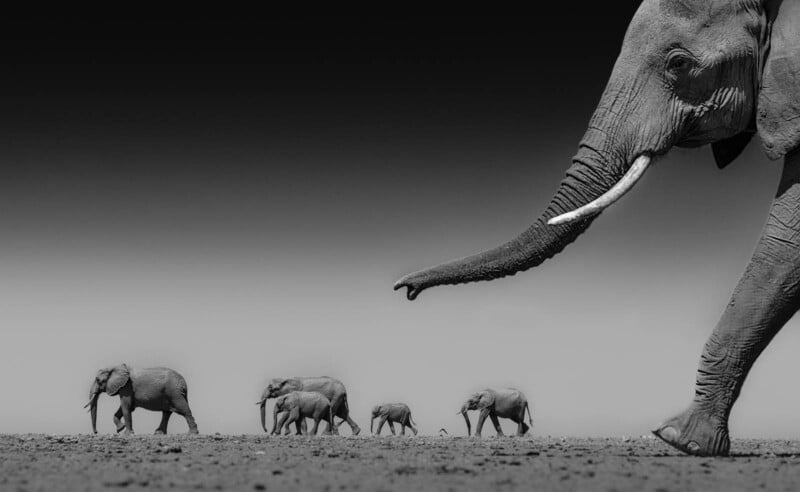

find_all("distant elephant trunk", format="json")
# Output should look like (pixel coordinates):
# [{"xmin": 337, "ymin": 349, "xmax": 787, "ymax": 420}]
[
  {"xmin": 395, "ymin": 128, "xmax": 645, "ymax": 300},
  {"xmin": 87, "ymin": 381, "xmax": 100, "ymax": 434},
  {"xmin": 370, "ymin": 416, "xmax": 374, "ymax": 434},
  {"xmin": 272, "ymin": 405, "xmax": 279, "ymax": 435},
  {"xmin": 460, "ymin": 404, "xmax": 471, "ymax": 437},
  {"xmin": 259, "ymin": 401, "xmax": 268, "ymax": 433}
]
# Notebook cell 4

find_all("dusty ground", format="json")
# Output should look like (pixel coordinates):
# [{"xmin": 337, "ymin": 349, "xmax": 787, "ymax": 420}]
[{"xmin": 2, "ymin": 435, "xmax": 800, "ymax": 491}]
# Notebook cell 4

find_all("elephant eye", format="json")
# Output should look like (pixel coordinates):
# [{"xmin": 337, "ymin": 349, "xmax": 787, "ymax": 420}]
[{"xmin": 666, "ymin": 52, "xmax": 695, "ymax": 74}]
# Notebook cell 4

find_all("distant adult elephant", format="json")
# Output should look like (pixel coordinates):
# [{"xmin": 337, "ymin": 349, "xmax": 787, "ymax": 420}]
[
  {"xmin": 459, "ymin": 389, "xmax": 532, "ymax": 438},
  {"xmin": 85, "ymin": 364, "xmax": 198, "ymax": 435},
  {"xmin": 257, "ymin": 376, "xmax": 361, "ymax": 435},
  {"xmin": 370, "ymin": 403, "xmax": 418, "ymax": 436},
  {"xmin": 272, "ymin": 391, "xmax": 333, "ymax": 436},
  {"xmin": 395, "ymin": 1, "xmax": 800, "ymax": 457}
]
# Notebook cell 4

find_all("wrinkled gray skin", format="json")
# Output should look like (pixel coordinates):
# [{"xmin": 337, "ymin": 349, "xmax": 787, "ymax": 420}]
[
  {"xmin": 395, "ymin": 0, "xmax": 800, "ymax": 457},
  {"xmin": 86, "ymin": 364, "xmax": 199, "ymax": 435},
  {"xmin": 459, "ymin": 389, "xmax": 532, "ymax": 438},
  {"xmin": 370, "ymin": 403, "xmax": 418, "ymax": 436},
  {"xmin": 271, "ymin": 391, "xmax": 333, "ymax": 436},
  {"xmin": 257, "ymin": 376, "xmax": 361, "ymax": 436}
]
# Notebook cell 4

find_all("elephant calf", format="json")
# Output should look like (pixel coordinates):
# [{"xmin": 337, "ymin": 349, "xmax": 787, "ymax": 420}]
[
  {"xmin": 270, "ymin": 391, "xmax": 333, "ymax": 436},
  {"xmin": 371, "ymin": 403, "xmax": 418, "ymax": 436},
  {"xmin": 86, "ymin": 364, "xmax": 198, "ymax": 435},
  {"xmin": 460, "ymin": 388, "xmax": 532, "ymax": 438}
]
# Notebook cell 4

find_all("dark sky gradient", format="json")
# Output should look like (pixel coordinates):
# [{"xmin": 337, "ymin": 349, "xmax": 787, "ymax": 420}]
[{"xmin": 2, "ymin": 13, "xmax": 799, "ymax": 438}]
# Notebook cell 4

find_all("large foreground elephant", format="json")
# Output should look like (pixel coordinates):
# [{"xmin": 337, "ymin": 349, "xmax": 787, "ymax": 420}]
[
  {"xmin": 459, "ymin": 389, "xmax": 532, "ymax": 438},
  {"xmin": 86, "ymin": 364, "xmax": 198, "ymax": 435},
  {"xmin": 395, "ymin": 0, "xmax": 800, "ymax": 456},
  {"xmin": 257, "ymin": 376, "xmax": 361, "ymax": 435}
]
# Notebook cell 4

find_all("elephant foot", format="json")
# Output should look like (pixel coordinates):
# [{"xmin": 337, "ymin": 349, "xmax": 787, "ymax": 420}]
[
  {"xmin": 652, "ymin": 405, "xmax": 730, "ymax": 457},
  {"xmin": 122, "ymin": 430, "xmax": 134, "ymax": 436},
  {"xmin": 115, "ymin": 425, "xmax": 126, "ymax": 434},
  {"xmin": 520, "ymin": 422, "xmax": 530, "ymax": 436},
  {"xmin": 351, "ymin": 426, "xmax": 361, "ymax": 436},
  {"xmin": 188, "ymin": 428, "xmax": 199, "ymax": 435},
  {"xmin": 154, "ymin": 429, "xmax": 166, "ymax": 435}
]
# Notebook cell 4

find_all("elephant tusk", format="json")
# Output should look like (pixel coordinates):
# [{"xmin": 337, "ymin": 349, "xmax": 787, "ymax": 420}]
[{"xmin": 548, "ymin": 154, "xmax": 652, "ymax": 226}]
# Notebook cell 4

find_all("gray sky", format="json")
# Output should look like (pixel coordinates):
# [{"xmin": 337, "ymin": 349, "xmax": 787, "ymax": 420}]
[{"xmin": 2, "ymin": 15, "xmax": 800, "ymax": 438}]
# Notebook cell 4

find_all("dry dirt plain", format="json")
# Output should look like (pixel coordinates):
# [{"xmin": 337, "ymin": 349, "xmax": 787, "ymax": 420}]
[{"xmin": 3, "ymin": 434, "xmax": 800, "ymax": 491}]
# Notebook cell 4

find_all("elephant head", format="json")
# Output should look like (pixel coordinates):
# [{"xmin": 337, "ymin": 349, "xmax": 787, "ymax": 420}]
[
  {"xmin": 394, "ymin": 0, "xmax": 800, "ymax": 300},
  {"xmin": 370, "ymin": 405, "xmax": 382, "ymax": 433},
  {"xmin": 85, "ymin": 364, "xmax": 130, "ymax": 434},
  {"xmin": 459, "ymin": 391, "xmax": 494, "ymax": 437},
  {"xmin": 271, "ymin": 394, "xmax": 290, "ymax": 434}
]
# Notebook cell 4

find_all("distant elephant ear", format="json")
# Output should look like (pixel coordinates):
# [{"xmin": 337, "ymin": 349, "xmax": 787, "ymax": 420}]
[
  {"xmin": 757, "ymin": 0, "xmax": 800, "ymax": 160},
  {"xmin": 712, "ymin": 131, "xmax": 755, "ymax": 169},
  {"xmin": 477, "ymin": 392, "xmax": 495, "ymax": 409},
  {"xmin": 106, "ymin": 364, "xmax": 130, "ymax": 396}
]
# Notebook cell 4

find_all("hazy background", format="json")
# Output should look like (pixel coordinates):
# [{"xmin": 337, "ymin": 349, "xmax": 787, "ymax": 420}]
[{"xmin": 2, "ymin": 12, "xmax": 798, "ymax": 438}]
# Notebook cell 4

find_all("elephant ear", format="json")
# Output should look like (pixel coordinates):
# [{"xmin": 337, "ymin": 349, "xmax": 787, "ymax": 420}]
[
  {"xmin": 106, "ymin": 364, "xmax": 130, "ymax": 396},
  {"xmin": 477, "ymin": 392, "xmax": 495, "ymax": 410},
  {"xmin": 712, "ymin": 131, "xmax": 755, "ymax": 169},
  {"xmin": 757, "ymin": 0, "xmax": 800, "ymax": 160}
]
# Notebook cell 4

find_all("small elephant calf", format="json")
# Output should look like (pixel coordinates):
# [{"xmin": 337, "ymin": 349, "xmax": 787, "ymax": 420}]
[
  {"xmin": 86, "ymin": 364, "xmax": 198, "ymax": 435},
  {"xmin": 371, "ymin": 403, "xmax": 418, "ymax": 436},
  {"xmin": 270, "ymin": 391, "xmax": 333, "ymax": 436}
]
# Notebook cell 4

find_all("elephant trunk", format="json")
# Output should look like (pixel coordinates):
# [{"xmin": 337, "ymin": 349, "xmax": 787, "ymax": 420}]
[
  {"xmin": 87, "ymin": 381, "xmax": 100, "ymax": 434},
  {"xmin": 395, "ymin": 131, "xmax": 645, "ymax": 300},
  {"xmin": 460, "ymin": 404, "xmax": 471, "ymax": 437},
  {"xmin": 272, "ymin": 405, "xmax": 279, "ymax": 435},
  {"xmin": 259, "ymin": 401, "xmax": 268, "ymax": 433},
  {"xmin": 461, "ymin": 411, "xmax": 471, "ymax": 437}
]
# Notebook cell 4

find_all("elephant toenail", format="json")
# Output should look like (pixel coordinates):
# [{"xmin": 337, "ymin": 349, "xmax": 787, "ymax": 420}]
[{"xmin": 659, "ymin": 426, "xmax": 679, "ymax": 441}]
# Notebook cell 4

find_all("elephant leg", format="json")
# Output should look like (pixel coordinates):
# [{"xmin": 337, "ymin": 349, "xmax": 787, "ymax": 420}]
[
  {"xmin": 113, "ymin": 407, "xmax": 125, "ymax": 433},
  {"xmin": 654, "ymin": 155, "xmax": 800, "ymax": 457},
  {"xmin": 400, "ymin": 421, "xmax": 406, "ymax": 436},
  {"xmin": 311, "ymin": 418, "xmax": 321, "ymax": 436},
  {"xmin": 171, "ymin": 397, "xmax": 199, "ymax": 434},
  {"xmin": 323, "ymin": 414, "xmax": 334, "ymax": 435},
  {"xmin": 489, "ymin": 413, "xmax": 504, "ymax": 437},
  {"xmin": 376, "ymin": 415, "xmax": 388, "ymax": 436},
  {"xmin": 475, "ymin": 409, "xmax": 490, "ymax": 438},
  {"xmin": 300, "ymin": 418, "xmax": 308, "ymax": 435},
  {"xmin": 155, "ymin": 411, "xmax": 171, "ymax": 435},
  {"xmin": 120, "ymin": 397, "xmax": 134, "ymax": 435},
  {"xmin": 274, "ymin": 413, "xmax": 288, "ymax": 435},
  {"xmin": 388, "ymin": 421, "xmax": 397, "ymax": 436},
  {"xmin": 519, "ymin": 420, "xmax": 530, "ymax": 436},
  {"xmin": 333, "ymin": 397, "xmax": 361, "ymax": 436}
]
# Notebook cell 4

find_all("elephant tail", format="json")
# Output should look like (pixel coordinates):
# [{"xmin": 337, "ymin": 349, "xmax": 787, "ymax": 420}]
[{"xmin": 525, "ymin": 402, "xmax": 533, "ymax": 428}]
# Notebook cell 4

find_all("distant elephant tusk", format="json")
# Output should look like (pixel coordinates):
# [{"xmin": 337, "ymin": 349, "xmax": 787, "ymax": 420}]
[{"xmin": 548, "ymin": 154, "xmax": 652, "ymax": 226}]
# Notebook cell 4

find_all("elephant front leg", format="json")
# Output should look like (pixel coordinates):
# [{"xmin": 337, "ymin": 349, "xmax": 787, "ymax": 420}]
[
  {"xmin": 654, "ymin": 155, "xmax": 800, "ymax": 457},
  {"xmin": 489, "ymin": 413, "xmax": 504, "ymax": 437},
  {"xmin": 310, "ymin": 418, "xmax": 321, "ymax": 436},
  {"xmin": 119, "ymin": 398, "xmax": 134, "ymax": 435},
  {"xmin": 274, "ymin": 413, "xmax": 289, "ymax": 436},
  {"xmin": 388, "ymin": 421, "xmax": 396, "ymax": 436},
  {"xmin": 375, "ymin": 416, "xmax": 389, "ymax": 436},
  {"xmin": 475, "ymin": 410, "xmax": 490, "ymax": 438},
  {"xmin": 113, "ymin": 407, "xmax": 125, "ymax": 433}
]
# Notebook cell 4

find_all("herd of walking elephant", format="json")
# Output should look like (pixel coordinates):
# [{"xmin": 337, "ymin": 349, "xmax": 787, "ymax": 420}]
[{"xmin": 85, "ymin": 365, "xmax": 534, "ymax": 437}]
